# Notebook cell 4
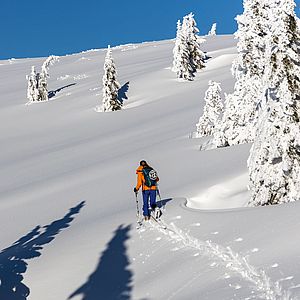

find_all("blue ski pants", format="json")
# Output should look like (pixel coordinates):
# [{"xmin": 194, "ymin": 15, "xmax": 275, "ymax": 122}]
[{"xmin": 142, "ymin": 190, "xmax": 157, "ymax": 216}]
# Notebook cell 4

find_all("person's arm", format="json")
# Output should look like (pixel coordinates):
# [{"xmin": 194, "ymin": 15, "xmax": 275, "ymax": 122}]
[{"xmin": 135, "ymin": 171, "xmax": 143, "ymax": 191}]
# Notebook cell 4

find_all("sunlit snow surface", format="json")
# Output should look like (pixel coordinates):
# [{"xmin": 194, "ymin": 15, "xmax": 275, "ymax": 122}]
[{"xmin": 0, "ymin": 36, "xmax": 299, "ymax": 300}]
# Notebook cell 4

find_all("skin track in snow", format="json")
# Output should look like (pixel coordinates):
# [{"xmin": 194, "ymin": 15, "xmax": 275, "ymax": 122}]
[{"xmin": 148, "ymin": 219, "xmax": 292, "ymax": 300}]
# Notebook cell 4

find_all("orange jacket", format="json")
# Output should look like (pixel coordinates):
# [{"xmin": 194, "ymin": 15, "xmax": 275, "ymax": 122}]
[{"xmin": 135, "ymin": 166, "xmax": 159, "ymax": 191}]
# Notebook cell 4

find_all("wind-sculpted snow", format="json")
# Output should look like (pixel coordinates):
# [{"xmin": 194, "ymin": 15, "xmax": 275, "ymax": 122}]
[{"xmin": 150, "ymin": 219, "xmax": 292, "ymax": 300}]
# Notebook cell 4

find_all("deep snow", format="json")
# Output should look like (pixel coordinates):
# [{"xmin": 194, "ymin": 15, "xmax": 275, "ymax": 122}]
[{"xmin": 0, "ymin": 35, "xmax": 299, "ymax": 300}]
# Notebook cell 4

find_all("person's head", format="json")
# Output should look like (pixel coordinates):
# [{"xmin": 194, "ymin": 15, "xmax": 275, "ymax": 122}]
[{"xmin": 139, "ymin": 160, "xmax": 148, "ymax": 167}]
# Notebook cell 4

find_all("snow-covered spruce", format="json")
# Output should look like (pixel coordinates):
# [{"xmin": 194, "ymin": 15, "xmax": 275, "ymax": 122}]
[
  {"xmin": 207, "ymin": 23, "xmax": 217, "ymax": 36},
  {"xmin": 172, "ymin": 20, "xmax": 195, "ymax": 81},
  {"xmin": 172, "ymin": 13, "xmax": 206, "ymax": 81},
  {"xmin": 214, "ymin": 0, "xmax": 269, "ymax": 147},
  {"xmin": 41, "ymin": 55, "xmax": 59, "ymax": 80},
  {"xmin": 100, "ymin": 46, "xmax": 121, "ymax": 112},
  {"xmin": 195, "ymin": 80, "xmax": 223, "ymax": 137},
  {"xmin": 182, "ymin": 13, "xmax": 206, "ymax": 72},
  {"xmin": 248, "ymin": 0, "xmax": 300, "ymax": 206},
  {"xmin": 172, "ymin": 19, "xmax": 182, "ymax": 75},
  {"xmin": 39, "ymin": 55, "xmax": 59, "ymax": 101},
  {"xmin": 26, "ymin": 66, "xmax": 39, "ymax": 103},
  {"xmin": 26, "ymin": 55, "xmax": 59, "ymax": 104},
  {"xmin": 37, "ymin": 72, "xmax": 48, "ymax": 102}
]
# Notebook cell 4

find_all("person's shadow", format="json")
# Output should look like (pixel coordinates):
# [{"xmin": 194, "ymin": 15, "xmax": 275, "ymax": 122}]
[
  {"xmin": 0, "ymin": 201, "xmax": 85, "ymax": 300},
  {"xmin": 69, "ymin": 224, "xmax": 133, "ymax": 300}
]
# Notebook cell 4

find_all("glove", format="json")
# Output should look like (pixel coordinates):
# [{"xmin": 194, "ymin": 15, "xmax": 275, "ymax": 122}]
[{"xmin": 134, "ymin": 187, "xmax": 138, "ymax": 193}]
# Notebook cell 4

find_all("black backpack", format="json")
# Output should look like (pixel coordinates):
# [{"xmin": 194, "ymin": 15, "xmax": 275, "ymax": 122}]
[{"xmin": 142, "ymin": 167, "xmax": 158, "ymax": 187}]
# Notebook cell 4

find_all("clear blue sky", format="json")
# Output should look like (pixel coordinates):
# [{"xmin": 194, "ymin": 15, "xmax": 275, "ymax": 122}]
[{"xmin": 0, "ymin": 0, "xmax": 298, "ymax": 59}]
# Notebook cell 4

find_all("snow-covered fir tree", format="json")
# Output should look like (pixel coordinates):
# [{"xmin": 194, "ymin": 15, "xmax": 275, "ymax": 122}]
[
  {"xmin": 248, "ymin": 0, "xmax": 300, "ymax": 206},
  {"xmin": 207, "ymin": 23, "xmax": 217, "ymax": 36},
  {"xmin": 213, "ymin": 93, "xmax": 234, "ymax": 147},
  {"xmin": 26, "ymin": 66, "xmax": 39, "ymax": 103},
  {"xmin": 214, "ymin": 0, "xmax": 269, "ymax": 147},
  {"xmin": 39, "ymin": 55, "xmax": 59, "ymax": 101},
  {"xmin": 36, "ymin": 72, "xmax": 48, "ymax": 101},
  {"xmin": 41, "ymin": 55, "xmax": 59, "ymax": 79},
  {"xmin": 26, "ymin": 56, "xmax": 58, "ymax": 103},
  {"xmin": 196, "ymin": 81, "xmax": 223, "ymax": 137},
  {"xmin": 182, "ymin": 13, "xmax": 206, "ymax": 72},
  {"xmin": 172, "ymin": 13, "xmax": 206, "ymax": 81},
  {"xmin": 172, "ymin": 19, "xmax": 182, "ymax": 75},
  {"xmin": 172, "ymin": 20, "xmax": 195, "ymax": 81},
  {"xmin": 101, "ymin": 46, "xmax": 121, "ymax": 112}
]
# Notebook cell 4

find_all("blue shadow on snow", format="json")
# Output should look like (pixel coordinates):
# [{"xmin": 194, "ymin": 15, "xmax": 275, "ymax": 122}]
[
  {"xmin": 69, "ymin": 224, "xmax": 133, "ymax": 300},
  {"xmin": 0, "ymin": 201, "xmax": 85, "ymax": 300},
  {"xmin": 157, "ymin": 198, "xmax": 173, "ymax": 210},
  {"xmin": 48, "ymin": 83, "xmax": 77, "ymax": 99},
  {"xmin": 117, "ymin": 81, "xmax": 130, "ymax": 105}
]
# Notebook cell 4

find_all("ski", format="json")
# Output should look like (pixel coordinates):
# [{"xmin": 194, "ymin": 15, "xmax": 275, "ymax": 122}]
[
  {"xmin": 150, "ymin": 215, "xmax": 177, "ymax": 233},
  {"xmin": 150, "ymin": 215, "xmax": 167, "ymax": 230},
  {"xmin": 136, "ymin": 219, "xmax": 144, "ymax": 230}
]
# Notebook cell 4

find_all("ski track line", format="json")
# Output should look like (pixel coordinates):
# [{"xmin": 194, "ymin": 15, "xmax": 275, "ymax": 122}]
[{"xmin": 149, "ymin": 219, "xmax": 293, "ymax": 300}]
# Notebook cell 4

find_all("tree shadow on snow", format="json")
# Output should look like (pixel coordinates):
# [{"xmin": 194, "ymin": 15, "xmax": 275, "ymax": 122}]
[
  {"xmin": 204, "ymin": 54, "xmax": 212, "ymax": 61},
  {"xmin": 69, "ymin": 224, "xmax": 133, "ymax": 300},
  {"xmin": 117, "ymin": 81, "xmax": 130, "ymax": 105},
  {"xmin": 0, "ymin": 201, "xmax": 85, "ymax": 300},
  {"xmin": 48, "ymin": 83, "xmax": 77, "ymax": 99}
]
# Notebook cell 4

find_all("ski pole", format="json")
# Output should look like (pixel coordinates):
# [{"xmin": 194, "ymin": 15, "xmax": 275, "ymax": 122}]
[
  {"xmin": 156, "ymin": 185, "xmax": 162, "ymax": 206},
  {"xmin": 135, "ymin": 191, "xmax": 141, "ymax": 223},
  {"xmin": 157, "ymin": 187, "xmax": 162, "ymax": 201}
]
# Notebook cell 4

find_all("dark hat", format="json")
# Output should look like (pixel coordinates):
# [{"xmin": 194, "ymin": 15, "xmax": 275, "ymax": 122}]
[{"xmin": 140, "ymin": 160, "xmax": 147, "ymax": 166}]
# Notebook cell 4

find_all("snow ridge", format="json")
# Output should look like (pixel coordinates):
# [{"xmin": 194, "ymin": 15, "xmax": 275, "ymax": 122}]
[{"xmin": 150, "ymin": 220, "xmax": 292, "ymax": 300}]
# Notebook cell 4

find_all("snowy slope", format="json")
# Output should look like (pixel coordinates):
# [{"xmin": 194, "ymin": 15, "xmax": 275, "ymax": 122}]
[{"xmin": 0, "ymin": 35, "xmax": 299, "ymax": 300}]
